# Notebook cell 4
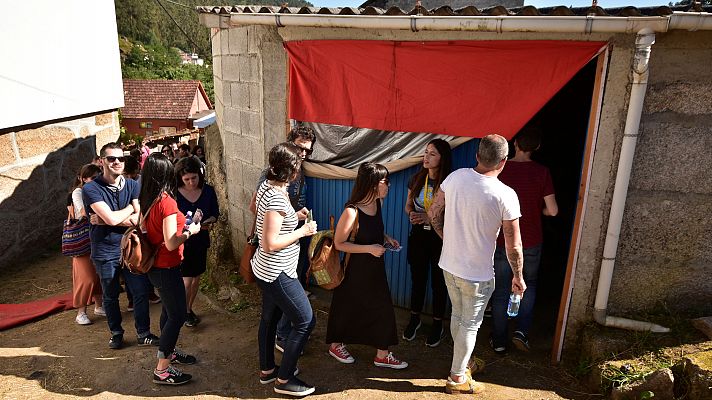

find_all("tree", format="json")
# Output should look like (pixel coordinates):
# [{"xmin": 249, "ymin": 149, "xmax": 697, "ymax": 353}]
[{"xmin": 669, "ymin": 0, "xmax": 711, "ymax": 6}]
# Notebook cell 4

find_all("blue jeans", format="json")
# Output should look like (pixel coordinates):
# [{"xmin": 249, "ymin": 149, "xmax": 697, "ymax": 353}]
[
  {"xmin": 257, "ymin": 272, "xmax": 315, "ymax": 380},
  {"xmin": 276, "ymin": 233, "xmax": 310, "ymax": 340},
  {"xmin": 491, "ymin": 244, "xmax": 542, "ymax": 349},
  {"xmin": 147, "ymin": 266, "xmax": 186, "ymax": 359},
  {"xmin": 93, "ymin": 257, "xmax": 151, "ymax": 337},
  {"xmin": 443, "ymin": 271, "xmax": 494, "ymax": 378}
]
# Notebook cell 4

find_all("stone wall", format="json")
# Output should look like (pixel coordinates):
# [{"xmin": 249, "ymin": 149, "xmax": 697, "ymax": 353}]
[
  {"xmin": 0, "ymin": 112, "xmax": 119, "ymax": 269},
  {"xmin": 607, "ymin": 31, "xmax": 712, "ymax": 316},
  {"xmin": 209, "ymin": 23, "xmax": 288, "ymax": 264}
]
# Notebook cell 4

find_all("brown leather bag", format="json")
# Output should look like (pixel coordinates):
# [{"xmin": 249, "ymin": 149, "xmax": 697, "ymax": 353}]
[
  {"xmin": 308, "ymin": 213, "xmax": 358, "ymax": 290},
  {"xmin": 238, "ymin": 217, "xmax": 258, "ymax": 284},
  {"xmin": 120, "ymin": 200, "xmax": 160, "ymax": 274},
  {"xmin": 239, "ymin": 189, "xmax": 268, "ymax": 284}
]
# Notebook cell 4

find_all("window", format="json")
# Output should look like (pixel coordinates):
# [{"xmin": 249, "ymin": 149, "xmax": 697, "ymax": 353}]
[{"xmin": 139, "ymin": 121, "xmax": 152, "ymax": 129}]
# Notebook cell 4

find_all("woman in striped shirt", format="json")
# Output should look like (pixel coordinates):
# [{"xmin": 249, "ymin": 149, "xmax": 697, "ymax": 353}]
[{"xmin": 252, "ymin": 142, "xmax": 318, "ymax": 397}]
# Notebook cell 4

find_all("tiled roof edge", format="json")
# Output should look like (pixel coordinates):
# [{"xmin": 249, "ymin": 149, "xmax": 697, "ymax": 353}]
[{"xmin": 196, "ymin": 4, "xmax": 711, "ymax": 17}]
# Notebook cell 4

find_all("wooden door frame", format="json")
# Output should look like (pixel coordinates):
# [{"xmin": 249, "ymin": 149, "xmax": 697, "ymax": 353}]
[{"xmin": 551, "ymin": 47, "xmax": 610, "ymax": 364}]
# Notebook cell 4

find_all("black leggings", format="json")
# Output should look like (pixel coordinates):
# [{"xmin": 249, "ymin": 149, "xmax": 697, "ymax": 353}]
[
  {"xmin": 407, "ymin": 224, "xmax": 447, "ymax": 319},
  {"xmin": 147, "ymin": 266, "xmax": 187, "ymax": 359}
]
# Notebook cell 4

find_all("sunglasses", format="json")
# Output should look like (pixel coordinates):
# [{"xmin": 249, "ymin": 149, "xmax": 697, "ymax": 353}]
[
  {"xmin": 294, "ymin": 143, "xmax": 313, "ymax": 156},
  {"xmin": 380, "ymin": 178, "xmax": 390, "ymax": 186},
  {"xmin": 103, "ymin": 156, "xmax": 126, "ymax": 163}
]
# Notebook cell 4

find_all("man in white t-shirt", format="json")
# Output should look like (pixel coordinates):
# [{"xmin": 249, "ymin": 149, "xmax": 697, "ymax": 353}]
[{"xmin": 428, "ymin": 134, "xmax": 526, "ymax": 394}]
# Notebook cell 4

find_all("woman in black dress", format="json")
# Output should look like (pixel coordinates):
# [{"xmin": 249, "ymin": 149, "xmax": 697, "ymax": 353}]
[
  {"xmin": 326, "ymin": 162, "xmax": 408, "ymax": 369},
  {"xmin": 175, "ymin": 156, "xmax": 220, "ymax": 327}
]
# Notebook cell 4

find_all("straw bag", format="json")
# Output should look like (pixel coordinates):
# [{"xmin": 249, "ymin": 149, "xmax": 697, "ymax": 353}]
[{"xmin": 308, "ymin": 213, "xmax": 358, "ymax": 290}]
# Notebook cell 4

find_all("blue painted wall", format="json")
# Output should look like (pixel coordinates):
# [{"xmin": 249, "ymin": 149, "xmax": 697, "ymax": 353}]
[{"xmin": 306, "ymin": 139, "xmax": 480, "ymax": 312}]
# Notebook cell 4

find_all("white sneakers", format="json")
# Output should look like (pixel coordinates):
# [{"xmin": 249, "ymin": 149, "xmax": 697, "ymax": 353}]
[{"xmin": 75, "ymin": 313, "xmax": 92, "ymax": 325}]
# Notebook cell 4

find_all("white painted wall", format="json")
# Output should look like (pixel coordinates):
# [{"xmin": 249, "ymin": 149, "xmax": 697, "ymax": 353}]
[{"xmin": 0, "ymin": 0, "xmax": 124, "ymax": 130}]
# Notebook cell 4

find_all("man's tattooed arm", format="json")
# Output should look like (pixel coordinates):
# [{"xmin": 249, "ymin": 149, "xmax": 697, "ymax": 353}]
[
  {"xmin": 427, "ymin": 191, "xmax": 446, "ymax": 239},
  {"xmin": 502, "ymin": 218, "xmax": 524, "ymax": 281}
]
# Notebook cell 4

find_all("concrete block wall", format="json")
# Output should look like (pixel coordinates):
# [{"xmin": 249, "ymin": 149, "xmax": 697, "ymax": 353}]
[
  {"xmin": 0, "ymin": 112, "xmax": 119, "ymax": 269},
  {"xmin": 210, "ymin": 23, "xmax": 288, "ymax": 262},
  {"xmin": 609, "ymin": 31, "xmax": 712, "ymax": 315}
]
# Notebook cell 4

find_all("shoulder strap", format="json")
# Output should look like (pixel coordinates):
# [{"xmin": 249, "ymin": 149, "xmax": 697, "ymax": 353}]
[
  {"xmin": 137, "ymin": 196, "xmax": 160, "ymax": 229},
  {"xmin": 343, "ymin": 207, "xmax": 359, "ymax": 270},
  {"xmin": 348, "ymin": 211, "xmax": 359, "ymax": 243},
  {"xmin": 250, "ymin": 186, "xmax": 270, "ymax": 236}
]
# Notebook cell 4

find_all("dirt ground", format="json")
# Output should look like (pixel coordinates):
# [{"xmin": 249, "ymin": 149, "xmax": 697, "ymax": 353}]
[{"xmin": 0, "ymin": 251, "xmax": 600, "ymax": 399}]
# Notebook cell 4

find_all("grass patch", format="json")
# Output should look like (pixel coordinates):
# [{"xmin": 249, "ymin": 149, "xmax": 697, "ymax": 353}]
[
  {"xmin": 600, "ymin": 351, "xmax": 675, "ymax": 392},
  {"xmin": 228, "ymin": 272, "xmax": 242, "ymax": 286},
  {"xmin": 199, "ymin": 274, "xmax": 217, "ymax": 295},
  {"xmin": 227, "ymin": 300, "xmax": 250, "ymax": 313}
]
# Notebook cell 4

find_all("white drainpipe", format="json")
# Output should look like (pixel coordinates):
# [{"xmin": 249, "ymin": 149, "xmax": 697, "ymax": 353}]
[
  {"xmin": 219, "ymin": 12, "xmax": 712, "ymax": 34},
  {"xmin": 592, "ymin": 29, "xmax": 669, "ymax": 333}
]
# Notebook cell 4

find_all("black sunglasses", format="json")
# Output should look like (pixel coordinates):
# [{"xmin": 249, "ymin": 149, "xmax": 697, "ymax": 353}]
[
  {"xmin": 294, "ymin": 143, "xmax": 313, "ymax": 156},
  {"xmin": 103, "ymin": 156, "xmax": 126, "ymax": 163}
]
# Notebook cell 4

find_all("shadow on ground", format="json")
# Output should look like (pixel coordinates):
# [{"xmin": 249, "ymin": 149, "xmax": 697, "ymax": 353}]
[{"xmin": 0, "ymin": 252, "xmax": 599, "ymax": 399}]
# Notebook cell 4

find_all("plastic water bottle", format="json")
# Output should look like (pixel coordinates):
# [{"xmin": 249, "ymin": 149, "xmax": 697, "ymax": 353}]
[{"xmin": 507, "ymin": 293, "xmax": 521, "ymax": 317}]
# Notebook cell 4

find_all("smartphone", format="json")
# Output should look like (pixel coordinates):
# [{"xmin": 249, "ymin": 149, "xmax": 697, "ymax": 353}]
[
  {"xmin": 306, "ymin": 209, "xmax": 313, "ymax": 223},
  {"xmin": 384, "ymin": 242, "xmax": 401, "ymax": 252},
  {"xmin": 193, "ymin": 208, "xmax": 203, "ymax": 224}
]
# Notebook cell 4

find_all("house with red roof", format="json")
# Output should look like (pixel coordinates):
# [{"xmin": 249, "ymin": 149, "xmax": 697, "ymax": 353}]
[{"xmin": 121, "ymin": 79, "xmax": 213, "ymax": 139}]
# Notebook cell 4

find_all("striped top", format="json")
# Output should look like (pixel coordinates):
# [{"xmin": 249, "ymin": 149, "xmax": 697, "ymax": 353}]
[{"xmin": 251, "ymin": 180, "xmax": 299, "ymax": 282}]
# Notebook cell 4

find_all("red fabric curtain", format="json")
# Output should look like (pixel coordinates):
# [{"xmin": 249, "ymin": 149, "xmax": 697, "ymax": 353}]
[{"xmin": 286, "ymin": 40, "xmax": 606, "ymax": 140}]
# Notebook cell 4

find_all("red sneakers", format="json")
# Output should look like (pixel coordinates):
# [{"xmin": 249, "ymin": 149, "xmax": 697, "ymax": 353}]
[
  {"xmin": 373, "ymin": 352, "xmax": 408, "ymax": 369},
  {"xmin": 328, "ymin": 343, "xmax": 355, "ymax": 364}
]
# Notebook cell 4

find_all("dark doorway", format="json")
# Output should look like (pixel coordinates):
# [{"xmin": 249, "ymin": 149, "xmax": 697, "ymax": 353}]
[{"xmin": 518, "ymin": 57, "xmax": 599, "ymax": 356}]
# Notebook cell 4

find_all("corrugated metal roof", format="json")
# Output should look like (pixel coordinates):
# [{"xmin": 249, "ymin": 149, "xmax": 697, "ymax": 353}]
[{"xmin": 196, "ymin": 3, "xmax": 711, "ymax": 18}]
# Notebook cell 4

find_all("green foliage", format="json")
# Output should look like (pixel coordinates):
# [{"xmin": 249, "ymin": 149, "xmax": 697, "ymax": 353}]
[
  {"xmin": 229, "ymin": 272, "xmax": 242, "ymax": 286},
  {"xmin": 669, "ymin": 0, "xmax": 711, "ymax": 6},
  {"xmin": 116, "ymin": 0, "xmax": 316, "ymax": 104},
  {"xmin": 199, "ymin": 273, "xmax": 217, "ymax": 295},
  {"xmin": 573, "ymin": 357, "xmax": 593, "ymax": 378},
  {"xmin": 227, "ymin": 300, "xmax": 250, "ymax": 313},
  {"xmin": 115, "ymin": 0, "xmax": 313, "ymax": 59},
  {"xmin": 599, "ymin": 352, "xmax": 676, "ymax": 393}
]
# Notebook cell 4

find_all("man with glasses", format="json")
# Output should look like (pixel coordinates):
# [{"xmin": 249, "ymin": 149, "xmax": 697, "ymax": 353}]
[
  {"xmin": 249, "ymin": 126, "xmax": 316, "ymax": 352},
  {"xmin": 83, "ymin": 142, "xmax": 160, "ymax": 350}
]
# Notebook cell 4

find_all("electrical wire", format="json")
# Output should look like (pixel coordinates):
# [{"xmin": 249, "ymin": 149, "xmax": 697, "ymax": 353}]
[
  {"xmin": 161, "ymin": 0, "xmax": 194, "ymax": 9},
  {"xmin": 153, "ymin": 0, "xmax": 204, "ymax": 54}
]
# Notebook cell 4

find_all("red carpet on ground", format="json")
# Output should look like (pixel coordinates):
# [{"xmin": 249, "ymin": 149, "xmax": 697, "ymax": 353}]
[{"xmin": 0, "ymin": 292, "xmax": 73, "ymax": 330}]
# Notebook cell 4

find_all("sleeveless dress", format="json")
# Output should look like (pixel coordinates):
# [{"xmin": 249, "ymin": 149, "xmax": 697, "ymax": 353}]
[{"xmin": 325, "ymin": 201, "xmax": 398, "ymax": 348}]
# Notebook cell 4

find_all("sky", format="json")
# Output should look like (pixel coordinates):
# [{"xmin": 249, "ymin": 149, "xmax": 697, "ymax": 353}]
[{"xmin": 312, "ymin": 0, "xmax": 668, "ymax": 10}]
